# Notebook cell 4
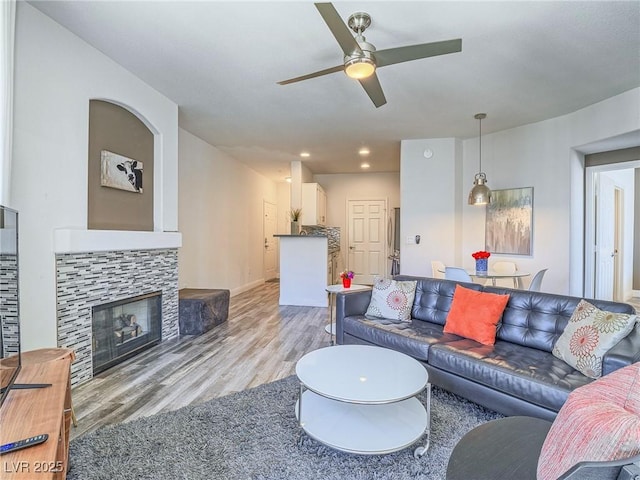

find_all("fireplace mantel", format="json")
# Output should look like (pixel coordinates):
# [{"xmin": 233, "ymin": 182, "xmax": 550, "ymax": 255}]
[{"xmin": 54, "ymin": 229, "xmax": 182, "ymax": 254}]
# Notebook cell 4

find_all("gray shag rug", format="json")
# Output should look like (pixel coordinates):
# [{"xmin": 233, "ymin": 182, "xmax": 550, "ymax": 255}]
[{"xmin": 68, "ymin": 375, "xmax": 503, "ymax": 480}]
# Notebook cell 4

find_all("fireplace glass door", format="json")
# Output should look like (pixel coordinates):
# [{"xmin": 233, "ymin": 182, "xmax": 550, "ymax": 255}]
[{"xmin": 92, "ymin": 291, "xmax": 162, "ymax": 374}]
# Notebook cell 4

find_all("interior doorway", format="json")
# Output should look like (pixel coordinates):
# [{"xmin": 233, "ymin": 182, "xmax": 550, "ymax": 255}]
[
  {"xmin": 263, "ymin": 200, "xmax": 278, "ymax": 281},
  {"xmin": 585, "ymin": 162, "xmax": 638, "ymax": 301},
  {"xmin": 613, "ymin": 187, "xmax": 623, "ymax": 301}
]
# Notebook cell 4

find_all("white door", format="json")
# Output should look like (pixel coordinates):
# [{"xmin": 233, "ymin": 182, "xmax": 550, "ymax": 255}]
[
  {"xmin": 595, "ymin": 173, "xmax": 615, "ymax": 300},
  {"xmin": 263, "ymin": 200, "xmax": 278, "ymax": 281},
  {"xmin": 347, "ymin": 199, "xmax": 386, "ymax": 284},
  {"xmin": 613, "ymin": 188, "xmax": 623, "ymax": 301}
]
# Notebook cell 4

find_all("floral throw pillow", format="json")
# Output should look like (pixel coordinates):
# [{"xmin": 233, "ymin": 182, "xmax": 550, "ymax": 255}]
[
  {"xmin": 365, "ymin": 278, "xmax": 417, "ymax": 322},
  {"xmin": 552, "ymin": 299, "xmax": 637, "ymax": 378}
]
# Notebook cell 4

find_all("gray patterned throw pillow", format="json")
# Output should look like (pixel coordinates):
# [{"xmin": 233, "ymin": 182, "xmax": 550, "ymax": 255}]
[{"xmin": 365, "ymin": 278, "xmax": 417, "ymax": 322}]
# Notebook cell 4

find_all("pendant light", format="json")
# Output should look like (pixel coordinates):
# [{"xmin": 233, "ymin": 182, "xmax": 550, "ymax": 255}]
[{"xmin": 468, "ymin": 113, "xmax": 491, "ymax": 206}]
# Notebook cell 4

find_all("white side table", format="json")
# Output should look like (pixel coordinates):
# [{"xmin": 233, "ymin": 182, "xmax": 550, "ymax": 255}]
[{"xmin": 325, "ymin": 284, "xmax": 371, "ymax": 345}]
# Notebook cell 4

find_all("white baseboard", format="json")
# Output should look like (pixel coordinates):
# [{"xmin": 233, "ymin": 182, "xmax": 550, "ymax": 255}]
[{"xmin": 230, "ymin": 279, "xmax": 265, "ymax": 297}]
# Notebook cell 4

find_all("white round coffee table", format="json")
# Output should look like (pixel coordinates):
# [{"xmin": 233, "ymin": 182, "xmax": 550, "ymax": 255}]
[{"xmin": 295, "ymin": 345, "xmax": 431, "ymax": 457}]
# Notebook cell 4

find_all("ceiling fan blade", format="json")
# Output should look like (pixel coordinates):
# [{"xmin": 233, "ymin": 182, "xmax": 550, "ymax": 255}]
[
  {"xmin": 375, "ymin": 38, "xmax": 462, "ymax": 68},
  {"xmin": 277, "ymin": 65, "xmax": 345, "ymax": 85},
  {"xmin": 315, "ymin": 3, "xmax": 362, "ymax": 56},
  {"xmin": 359, "ymin": 74, "xmax": 387, "ymax": 108}
]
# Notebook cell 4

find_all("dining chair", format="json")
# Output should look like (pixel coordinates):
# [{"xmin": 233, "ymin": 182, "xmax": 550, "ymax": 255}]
[
  {"xmin": 492, "ymin": 261, "xmax": 520, "ymax": 288},
  {"xmin": 431, "ymin": 260, "xmax": 446, "ymax": 279},
  {"xmin": 445, "ymin": 267, "xmax": 473, "ymax": 282},
  {"xmin": 528, "ymin": 269, "xmax": 548, "ymax": 292}
]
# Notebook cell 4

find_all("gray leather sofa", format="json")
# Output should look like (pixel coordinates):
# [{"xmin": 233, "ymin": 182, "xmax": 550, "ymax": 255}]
[{"xmin": 335, "ymin": 276, "xmax": 639, "ymax": 421}]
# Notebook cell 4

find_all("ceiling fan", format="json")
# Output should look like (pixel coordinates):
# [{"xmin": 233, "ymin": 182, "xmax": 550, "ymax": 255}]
[{"xmin": 278, "ymin": 2, "xmax": 462, "ymax": 108}]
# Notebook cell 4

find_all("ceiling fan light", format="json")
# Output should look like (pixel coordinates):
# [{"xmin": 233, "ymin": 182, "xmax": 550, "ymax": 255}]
[{"xmin": 345, "ymin": 57, "xmax": 376, "ymax": 79}]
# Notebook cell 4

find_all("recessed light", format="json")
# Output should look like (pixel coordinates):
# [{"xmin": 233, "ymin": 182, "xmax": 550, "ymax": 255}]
[
  {"xmin": 300, "ymin": 152, "xmax": 310, "ymax": 158},
  {"xmin": 285, "ymin": 176, "xmax": 292, "ymax": 183},
  {"xmin": 360, "ymin": 163, "xmax": 370, "ymax": 169},
  {"xmin": 358, "ymin": 147, "xmax": 370, "ymax": 156}
]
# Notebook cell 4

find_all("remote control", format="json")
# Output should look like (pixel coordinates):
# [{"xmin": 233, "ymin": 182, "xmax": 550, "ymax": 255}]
[{"xmin": 0, "ymin": 434, "xmax": 49, "ymax": 455}]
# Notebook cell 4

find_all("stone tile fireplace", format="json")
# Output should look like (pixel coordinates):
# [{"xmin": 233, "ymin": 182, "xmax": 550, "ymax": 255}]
[
  {"xmin": 55, "ymin": 244, "xmax": 179, "ymax": 386},
  {"xmin": 0, "ymin": 252, "xmax": 19, "ymax": 356}
]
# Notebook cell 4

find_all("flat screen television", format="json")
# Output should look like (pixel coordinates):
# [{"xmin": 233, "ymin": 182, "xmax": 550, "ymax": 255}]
[{"xmin": 0, "ymin": 205, "xmax": 21, "ymax": 407}]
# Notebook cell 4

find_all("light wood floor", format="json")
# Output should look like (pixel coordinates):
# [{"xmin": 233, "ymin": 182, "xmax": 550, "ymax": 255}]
[{"xmin": 70, "ymin": 281, "xmax": 330, "ymax": 440}]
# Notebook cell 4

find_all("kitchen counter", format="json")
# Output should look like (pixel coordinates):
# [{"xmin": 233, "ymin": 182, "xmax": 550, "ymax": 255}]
[
  {"xmin": 274, "ymin": 233, "xmax": 339, "ymax": 255},
  {"xmin": 276, "ymin": 235, "xmax": 328, "ymax": 307}
]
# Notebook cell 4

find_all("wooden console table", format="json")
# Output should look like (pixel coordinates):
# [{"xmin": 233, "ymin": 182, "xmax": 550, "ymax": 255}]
[
  {"xmin": 18, "ymin": 348, "xmax": 77, "ymax": 427},
  {"xmin": 0, "ymin": 358, "xmax": 72, "ymax": 479}
]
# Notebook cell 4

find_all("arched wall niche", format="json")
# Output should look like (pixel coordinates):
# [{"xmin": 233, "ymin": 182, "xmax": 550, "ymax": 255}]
[{"xmin": 88, "ymin": 99, "xmax": 155, "ymax": 231}]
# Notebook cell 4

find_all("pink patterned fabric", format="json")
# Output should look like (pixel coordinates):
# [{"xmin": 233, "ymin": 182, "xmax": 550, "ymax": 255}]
[{"xmin": 537, "ymin": 362, "xmax": 640, "ymax": 480}]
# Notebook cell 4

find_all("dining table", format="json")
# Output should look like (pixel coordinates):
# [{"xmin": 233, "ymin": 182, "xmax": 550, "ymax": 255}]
[{"xmin": 439, "ymin": 268, "xmax": 530, "ymax": 288}]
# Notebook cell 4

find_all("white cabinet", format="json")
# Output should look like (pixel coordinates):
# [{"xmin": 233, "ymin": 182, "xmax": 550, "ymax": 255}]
[{"xmin": 301, "ymin": 183, "xmax": 327, "ymax": 226}]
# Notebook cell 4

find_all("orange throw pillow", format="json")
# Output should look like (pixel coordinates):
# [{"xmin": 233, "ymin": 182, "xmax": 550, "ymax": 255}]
[{"xmin": 443, "ymin": 285, "xmax": 510, "ymax": 345}]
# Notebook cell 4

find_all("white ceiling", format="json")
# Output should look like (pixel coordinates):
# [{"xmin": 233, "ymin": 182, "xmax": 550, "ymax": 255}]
[{"xmin": 30, "ymin": 1, "xmax": 640, "ymax": 182}]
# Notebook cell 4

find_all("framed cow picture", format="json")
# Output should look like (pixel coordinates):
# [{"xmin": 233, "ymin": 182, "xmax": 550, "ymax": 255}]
[{"xmin": 100, "ymin": 150, "xmax": 143, "ymax": 193}]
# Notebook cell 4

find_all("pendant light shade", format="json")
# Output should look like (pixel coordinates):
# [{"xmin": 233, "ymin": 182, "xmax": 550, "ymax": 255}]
[
  {"xmin": 468, "ymin": 113, "xmax": 491, "ymax": 206},
  {"xmin": 468, "ymin": 173, "xmax": 491, "ymax": 205}
]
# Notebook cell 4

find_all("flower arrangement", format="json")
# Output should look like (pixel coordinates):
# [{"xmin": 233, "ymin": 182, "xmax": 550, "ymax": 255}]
[
  {"xmin": 340, "ymin": 270, "xmax": 355, "ymax": 280},
  {"xmin": 471, "ymin": 250, "xmax": 491, "ymax": 260}
]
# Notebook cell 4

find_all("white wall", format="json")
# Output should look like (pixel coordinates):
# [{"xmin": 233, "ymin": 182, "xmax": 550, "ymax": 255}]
[
  {"xmin": 400, "ymin": 138, "xmax": 462, "ymax": 277},
  {"xmin": 463, "ymin": 89, "xmax": 640, "ymax": 295},
  {"xmin": 277, "ymin": 182, "xmax": 291, "ymax": 234},
  {"xmin": 461, "ymin": 118, "xmax": 574, "ymax": 293},
  {"xmin": 178, "ymin": 129, "xmax": 277, "ymax": 295},
  {"xmin": 11, "ymin": 4, "xmax": 179, "ymax": 350},
  {"xmin": 568, "ymin": 89, "xmax": 640, "ymax": 295},
  {"xmin": 400, "ymin": 88, "xmax": 640, "ymax": 295},
  {"xmin": 1, "ymin": 1, "xmax": 16, "ymax": 206},
  {"xmin": 313, "ymin": 172, "xmax": 400, "ymax": 274}
]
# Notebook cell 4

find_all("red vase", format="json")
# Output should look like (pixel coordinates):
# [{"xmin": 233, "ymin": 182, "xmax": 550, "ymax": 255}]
[{"xmin": 342, "ymin": 278, "xmax": 351, "ymax": 288}]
